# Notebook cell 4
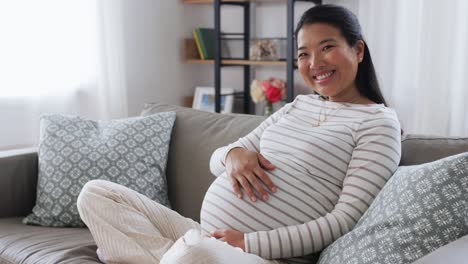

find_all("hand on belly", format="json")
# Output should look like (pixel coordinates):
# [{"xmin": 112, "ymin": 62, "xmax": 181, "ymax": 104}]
[{"xmin": 225, "ymin": 148, "xmax": 278, "ymax": 202}]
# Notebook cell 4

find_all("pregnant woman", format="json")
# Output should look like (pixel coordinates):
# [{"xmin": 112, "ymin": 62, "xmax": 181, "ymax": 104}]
[{"xmin": 77, "ymin": 4, "xmax": 401, "ymax": 264}]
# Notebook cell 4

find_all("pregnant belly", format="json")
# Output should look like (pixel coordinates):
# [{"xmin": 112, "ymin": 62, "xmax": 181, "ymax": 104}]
[{"xmin": 200, "ymin": 172, "xmax": 332, "ymax": 234}]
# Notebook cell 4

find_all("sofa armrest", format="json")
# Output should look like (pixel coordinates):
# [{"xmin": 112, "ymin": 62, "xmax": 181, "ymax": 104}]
[
  {"xmin": 0, "ymin": 148, "xmax": 38, "ymax": 218},
  {"xmin": 412, "ymin": 235, "xmax": 468, "ymax": 264}
]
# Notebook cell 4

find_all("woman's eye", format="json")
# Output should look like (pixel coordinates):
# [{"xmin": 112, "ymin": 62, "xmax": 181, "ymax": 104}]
[
  {"xmin": 322, "ymin": 45, "xmax": 334, "ymax": 52},
  {"xmin": 298, "ymin": 53, "xmax": 308, "ymax": 58}
]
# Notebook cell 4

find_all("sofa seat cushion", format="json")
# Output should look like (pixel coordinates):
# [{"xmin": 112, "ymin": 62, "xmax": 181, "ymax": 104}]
[{"xmin": 0, "ymin": 218, "xmax": 100, "ymax": 264}]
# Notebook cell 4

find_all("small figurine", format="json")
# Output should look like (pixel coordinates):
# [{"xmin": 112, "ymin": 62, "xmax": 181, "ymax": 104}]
[{"xmin": 249, "ymin": 39, "xmax": 278, "ymax": 61}]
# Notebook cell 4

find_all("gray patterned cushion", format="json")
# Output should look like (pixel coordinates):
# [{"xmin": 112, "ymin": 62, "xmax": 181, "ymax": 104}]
[
  {"xmin": 23, "ymin": 112, "xmax": 176, "ymax": 227},
  {"xmin": 318, "ymin": 152, "xmax": 468, "ymax": 264}
]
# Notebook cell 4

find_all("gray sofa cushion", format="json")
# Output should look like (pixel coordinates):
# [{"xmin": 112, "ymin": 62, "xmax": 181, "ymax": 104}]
[
  {"xmin": 24, "ymin": 112, "xmax": 176, "ymax": 227},
  {"xmin": 141, "ymin": 103, "xmax": 266, "ymax": 222},
  {"xmin": 318, "ymin": 152, "xmax": 468, "ymax": 264},
  {"xmin": 0, "ymin": 218, "xmax": 100, "ymax": 264}
]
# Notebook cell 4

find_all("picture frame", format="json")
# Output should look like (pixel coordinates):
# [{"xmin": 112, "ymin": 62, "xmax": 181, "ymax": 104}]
[{"xmin": 192, "ymin": 86, "xmax": 234, "ymax": 113}]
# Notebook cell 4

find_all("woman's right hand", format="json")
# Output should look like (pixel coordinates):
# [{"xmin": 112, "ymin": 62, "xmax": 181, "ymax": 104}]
[{"xmin": 225, "ymin": 148, "xmax": 277, "ymax": 202}]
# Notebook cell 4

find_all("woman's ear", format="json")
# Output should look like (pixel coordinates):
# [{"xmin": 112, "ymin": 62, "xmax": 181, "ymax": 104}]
[{"xmin": 355, "ymin": 40, "xmax": 365, "ymax": 62}]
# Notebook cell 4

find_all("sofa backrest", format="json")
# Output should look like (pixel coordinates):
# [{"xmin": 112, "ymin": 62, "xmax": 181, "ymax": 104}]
[
  {"xmin": 400, "ymin": 134, "xmax": 468, "ymax": 165},
  {"xmin": 141, "ymin": 103, "xmax": 468, "ymax": 222}
]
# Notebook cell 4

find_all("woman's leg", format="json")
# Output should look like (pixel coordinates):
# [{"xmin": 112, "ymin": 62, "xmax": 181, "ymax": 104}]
[
  {"xmin": 161, "ymin": 229, "xmax": 284, "ymax": 264},
  {"xmin": 77, "ymin": 179, "xmax": 200, "ymax": 264}
]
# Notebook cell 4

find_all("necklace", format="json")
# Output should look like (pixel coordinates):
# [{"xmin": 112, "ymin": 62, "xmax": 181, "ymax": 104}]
[
  {"xmin": 314, "ymin": 101, "xmax": 346, "ymax": 127},
  {"xmin": 313, "ymin": 96, "xmax": 363, "ymax": 127}
]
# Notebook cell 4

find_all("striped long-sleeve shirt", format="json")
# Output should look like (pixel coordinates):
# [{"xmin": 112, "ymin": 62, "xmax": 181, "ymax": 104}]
[{"xmin": 200, "ymin": 94, "xmax": 401, "ymax": 262}]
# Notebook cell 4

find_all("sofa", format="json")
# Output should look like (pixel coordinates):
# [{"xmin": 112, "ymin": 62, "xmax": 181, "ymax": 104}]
[{"xmin": 0, "ymin": 102, "xmax": 467, "ymax": 264}]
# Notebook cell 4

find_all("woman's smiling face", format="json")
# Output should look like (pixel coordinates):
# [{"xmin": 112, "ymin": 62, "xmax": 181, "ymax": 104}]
[{"xmin": 297, "ymin": 23, "xmax": 364, "ymax": 102}]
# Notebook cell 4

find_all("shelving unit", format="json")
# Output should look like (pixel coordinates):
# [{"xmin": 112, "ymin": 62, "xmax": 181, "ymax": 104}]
[
  {"xmin": 186, "ymin": 59, "xmax": 287, "ymax": 66},
  {"xmin": 183, "ymin": 0, "xmax": 321, "ymax": 113}
]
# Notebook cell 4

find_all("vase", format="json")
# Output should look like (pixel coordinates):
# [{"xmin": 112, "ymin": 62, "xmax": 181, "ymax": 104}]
[{"xmin": 264, "ymin": 101, "xmax": 273, "ymax": 116}]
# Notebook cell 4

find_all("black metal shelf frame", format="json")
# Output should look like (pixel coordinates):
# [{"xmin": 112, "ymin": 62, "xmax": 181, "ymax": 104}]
[{"xmin": 213, "ymin": 0, "xmax": 322, "ymax": 113}]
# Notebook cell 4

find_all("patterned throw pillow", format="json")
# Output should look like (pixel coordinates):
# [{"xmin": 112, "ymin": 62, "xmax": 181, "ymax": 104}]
[
  {"xmin": 318, "ymin": 152, "xmax": 468, "ymax": 264},
  {"xmin": 23, "ymin": 112, "xmax": 176, "ymax": 227}
]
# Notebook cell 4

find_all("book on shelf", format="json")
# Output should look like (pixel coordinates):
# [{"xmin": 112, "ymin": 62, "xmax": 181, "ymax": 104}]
[
  {"xmin": 191, "ymin": 27, "xmax": 232, "ymax": 60},
  {"xmin": 193, "ymin": 28, "xmax": 215, "ymax": 60},
  {"xmin": 198, "ymin": 28, "xmax": 215, "ymax": 59},
  {"xmin": 192, "ymin": 29, "xmax": 205, "ymax": 59}
]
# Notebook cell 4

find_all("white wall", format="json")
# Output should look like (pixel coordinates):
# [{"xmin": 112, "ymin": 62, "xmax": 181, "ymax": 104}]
[
  {"xmin": 121, "ymin": 0, "xmax": 208, "ymax": 116},
  {"xmin": 120, "ymin": 0, "xmax": 359, "ymax": 116}
]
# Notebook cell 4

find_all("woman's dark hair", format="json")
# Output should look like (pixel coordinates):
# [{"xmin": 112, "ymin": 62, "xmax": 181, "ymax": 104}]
[{"xmin": 295, "ymin": 4, "xmax": 388, "ymax": 106}]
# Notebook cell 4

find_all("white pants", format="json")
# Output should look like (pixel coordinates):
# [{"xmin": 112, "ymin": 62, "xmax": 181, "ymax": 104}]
[{"xmin": 77, "ymin": 179, "xmax": 283, "ymax": 264}]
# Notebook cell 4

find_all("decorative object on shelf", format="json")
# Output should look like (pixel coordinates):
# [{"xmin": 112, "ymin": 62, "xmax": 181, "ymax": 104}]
[
  {"xmin": 192, "ymin": 86, "xmax": 234, "ymax": 113},
  {"xmin": 249, "ymin": 39, "xmax": 279, "ymax": 61},
  {"xmin": 250, "ymin": 78, "xmax": 285, "ymax": 116}
]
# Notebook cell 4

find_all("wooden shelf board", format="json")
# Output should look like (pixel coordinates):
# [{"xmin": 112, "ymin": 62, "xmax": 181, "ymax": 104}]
[
  {"xmin": 185, "ymin": 59, "xmax": 288, "ymax": 66},
  {"xmin": 185, "ymin": 59, "xmax": 215, "ymax": 64},
  {"xmin": 225, "ymin": 59, "xmax": 286, "ymax": 66},
  {"xmin": 183, "ymin": 0, "xmax": 248, "ymax": 4},
  {"xmin": 182, "ymin": 0, "xmax": 296, "ymax": 4}
]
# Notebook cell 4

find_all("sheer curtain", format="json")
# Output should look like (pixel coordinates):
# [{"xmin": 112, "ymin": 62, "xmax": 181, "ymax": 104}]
[
  {"xmin": 358, "ymin": 0, "xmax": 468, "ymax": 136},
  {"xmin": 0, "ymin": 0, "xmax": 127, "ymax": 151}
]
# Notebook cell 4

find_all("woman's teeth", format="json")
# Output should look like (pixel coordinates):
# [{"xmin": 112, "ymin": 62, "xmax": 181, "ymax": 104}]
[{"xmin": 315, "ymin": 71, "xmax": 334, "ymax": 80}]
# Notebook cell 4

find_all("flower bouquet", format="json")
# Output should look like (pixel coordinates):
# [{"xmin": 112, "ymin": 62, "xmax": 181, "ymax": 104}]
[{"xmin": 250, "ymin": 77, "xmax": 286, "ymax": 116}]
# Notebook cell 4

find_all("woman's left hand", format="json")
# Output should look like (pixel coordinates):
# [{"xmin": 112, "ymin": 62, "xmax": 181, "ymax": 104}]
[{"xmin": 211, "ymin": 229, "xmax": 245, "ymax": 251}]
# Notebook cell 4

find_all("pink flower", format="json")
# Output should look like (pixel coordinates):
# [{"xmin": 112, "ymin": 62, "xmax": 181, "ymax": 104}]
[
  {"xmin": 262, "ymin": 82, "xmax": 282, "ymax": 103},
  {"xmin": 261, "ymin": 78, "xmax": 285, "ymax": 103},
  {"xmin": 250, "ymin": 77, "xmax": 286, "ymax": 104}
]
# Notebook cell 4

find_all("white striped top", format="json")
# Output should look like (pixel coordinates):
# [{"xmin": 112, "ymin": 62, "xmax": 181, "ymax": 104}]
[{"xmin": 200, "ymin": 94, "xmax": 401, "ymax": 262}]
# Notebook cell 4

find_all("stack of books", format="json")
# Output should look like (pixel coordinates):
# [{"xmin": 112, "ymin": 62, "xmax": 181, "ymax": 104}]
[{"xmin": 192, "ymin": 28, "xmax": 215, "ymax": 60}]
